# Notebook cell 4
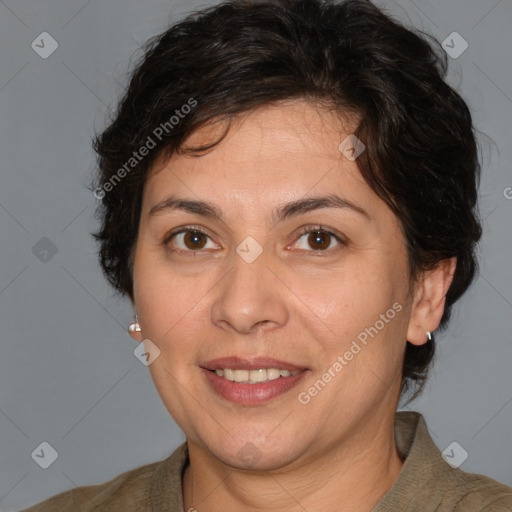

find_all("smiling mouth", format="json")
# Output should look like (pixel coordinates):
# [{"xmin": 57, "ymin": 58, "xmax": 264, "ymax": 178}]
[
  {"xmin": 212, "ymin": 368, "xmax": 301, "ymax": 383},
  {"xmin": 200, "ymin": 357, "xmax": 309, "ymax": 405}
]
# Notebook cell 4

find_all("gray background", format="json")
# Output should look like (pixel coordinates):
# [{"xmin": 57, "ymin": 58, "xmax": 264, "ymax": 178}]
[{"xmin": 1, "ymin": 0, "xmax": 511, "ymax": 510}]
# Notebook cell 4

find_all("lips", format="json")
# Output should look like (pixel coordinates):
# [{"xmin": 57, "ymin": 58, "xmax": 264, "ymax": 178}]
[{"xmin": 200, "ymin": 356, "xmax": 309, "ymax": 405}]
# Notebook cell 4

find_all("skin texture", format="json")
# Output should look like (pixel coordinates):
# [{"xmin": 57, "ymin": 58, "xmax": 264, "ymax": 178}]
[{"xmin": 129, "ymin": 100, "xmax": 456, "ymax": 511}]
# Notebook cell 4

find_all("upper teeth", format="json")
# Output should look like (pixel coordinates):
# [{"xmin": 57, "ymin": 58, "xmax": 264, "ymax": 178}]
[{"xmin": 215, "ymin": 368, "xmax": 300, "ymax": 383}]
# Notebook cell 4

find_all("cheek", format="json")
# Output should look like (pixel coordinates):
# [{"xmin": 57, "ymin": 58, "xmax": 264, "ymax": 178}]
[
  {"xmin": 133, "ymin": 265, "xmax": 207, "ymax": 418},
  {"xmin": 300, "ymin": 260, "xmax": 409, "ymax": 376},
  {"xmin": 303, "ymin": 264, "xmax": 392, "ymax": 332},
  {"xmin": 133, "ymin": 253, "xmax": 207, "ymax": 355},
  {"xmin": 138, "ymin": 293, "xmax": 208, "ymax": 354}
]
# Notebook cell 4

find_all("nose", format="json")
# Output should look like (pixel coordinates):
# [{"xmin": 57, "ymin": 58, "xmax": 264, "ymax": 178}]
[{"xmin": 210, "ymin": 248, "xmax": 289, "ymax": 335}]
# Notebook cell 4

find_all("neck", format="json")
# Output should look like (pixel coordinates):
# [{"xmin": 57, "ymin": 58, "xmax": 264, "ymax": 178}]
[{"xmin": 182, "ymin": 412, "xmax": 403, "ymax": 512}]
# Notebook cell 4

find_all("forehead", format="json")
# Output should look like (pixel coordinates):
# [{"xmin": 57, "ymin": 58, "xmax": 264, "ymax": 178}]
[
  {"xmin": 142, "ymin": 100, "xmax": 386, "ymax": 224},
  {"xmin": 176, "ymin": 100, "xmax": 361, "ymax": 167}
]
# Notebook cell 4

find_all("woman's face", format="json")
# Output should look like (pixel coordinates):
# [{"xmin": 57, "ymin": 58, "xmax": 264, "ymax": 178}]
[{"xmin": 131, "ymin": 100, "xmax": 420, "ymax": 470}]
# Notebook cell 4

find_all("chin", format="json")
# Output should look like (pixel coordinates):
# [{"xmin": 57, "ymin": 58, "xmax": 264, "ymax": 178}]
[
  {"xmin": 202, "ymin": 432, "xmax": 307, "ymax": 472},
  {"xmin": 218, "ymin": 446, "xmax": 301, "ymax": 472}
]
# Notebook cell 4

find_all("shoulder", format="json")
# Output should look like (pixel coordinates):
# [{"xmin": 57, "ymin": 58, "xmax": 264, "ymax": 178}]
[
  {"xmin": 448, "ymin": 466, "xmax": 512, "ymax": 511},
  {"xmin": 18, "ymin": 461, "xmax": 158, "ymax": 512},
  {"xmin": 381, "ymin": 412, "xmax": 512, "ymax": 511},
  {"xmin": 18, "ymin": 443, "xmax": 188, "ymax": 512}
]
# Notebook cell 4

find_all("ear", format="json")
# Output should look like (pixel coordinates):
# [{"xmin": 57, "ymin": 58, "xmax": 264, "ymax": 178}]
[{"xmin": 406, "ymin": 257, "xmax": 457, "ymax": 346}]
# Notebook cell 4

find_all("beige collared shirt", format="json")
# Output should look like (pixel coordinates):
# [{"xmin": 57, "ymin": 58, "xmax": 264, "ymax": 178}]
[{"xmin": 20, "ymin": 411, "xmax": 512, "ymax": 511}]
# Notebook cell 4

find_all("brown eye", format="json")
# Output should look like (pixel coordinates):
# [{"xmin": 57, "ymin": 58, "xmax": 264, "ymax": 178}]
[
  {"xmin": 166, "ymin": 228, "xmax": 218, "ymax": 254},
  {"xmin": 182, "ymin": 231, "xmax": 208, "ymax": 250},
  {"xmin": 293, "ymin": 227, "xmax": 344, "ymax": 253},
  {"xmin": 307, "ymin": 231, "xmax": 332, "ymax": 250}
]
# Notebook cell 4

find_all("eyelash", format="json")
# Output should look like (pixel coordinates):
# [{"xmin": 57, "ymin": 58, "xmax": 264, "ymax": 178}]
[{"xmin": 163, "ymin": 224, "xmax": 346, "ymax": 257}]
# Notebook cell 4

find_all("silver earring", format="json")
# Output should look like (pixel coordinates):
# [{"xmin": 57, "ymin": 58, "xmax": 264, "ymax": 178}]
[
  {"xmin": 426, "ymin": 331, "xmax": 432, "ymax": 341},
  {"xmin": 128, "ymin": 314, "xmax": 141, "ymax": 334}
]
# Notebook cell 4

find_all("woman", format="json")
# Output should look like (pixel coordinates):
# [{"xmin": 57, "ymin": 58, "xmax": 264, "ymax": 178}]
[{"xmin": 21, "ymin": 0, "xmax": 512, "ymax": 510}]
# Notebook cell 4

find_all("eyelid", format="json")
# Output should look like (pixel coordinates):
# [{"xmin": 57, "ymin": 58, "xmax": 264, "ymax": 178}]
[
  {"xmin": 163, "ymin": 224, "xmax": 346, "ymax": 255},
  {"xmin": 291, "ymin": 225, "xmax": 346, "ymax": 250},
  {"xmin": 163, "ymin": 225, "xmax": 214, "ymax": 245},
  {"xmin": 163, "ymin": 225, "xmax": 220, "ymax": 254}
]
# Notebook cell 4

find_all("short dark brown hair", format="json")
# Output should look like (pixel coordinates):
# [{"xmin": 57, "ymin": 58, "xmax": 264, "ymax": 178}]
[{"xmin": 91, "ymin": 0, "xmax": 482, "ymax": 399}]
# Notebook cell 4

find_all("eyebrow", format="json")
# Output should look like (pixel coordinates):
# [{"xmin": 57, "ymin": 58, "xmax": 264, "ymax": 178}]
[{"xmin": 148, "ymin": 193, "xmax": 371, "ymax": 226}]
